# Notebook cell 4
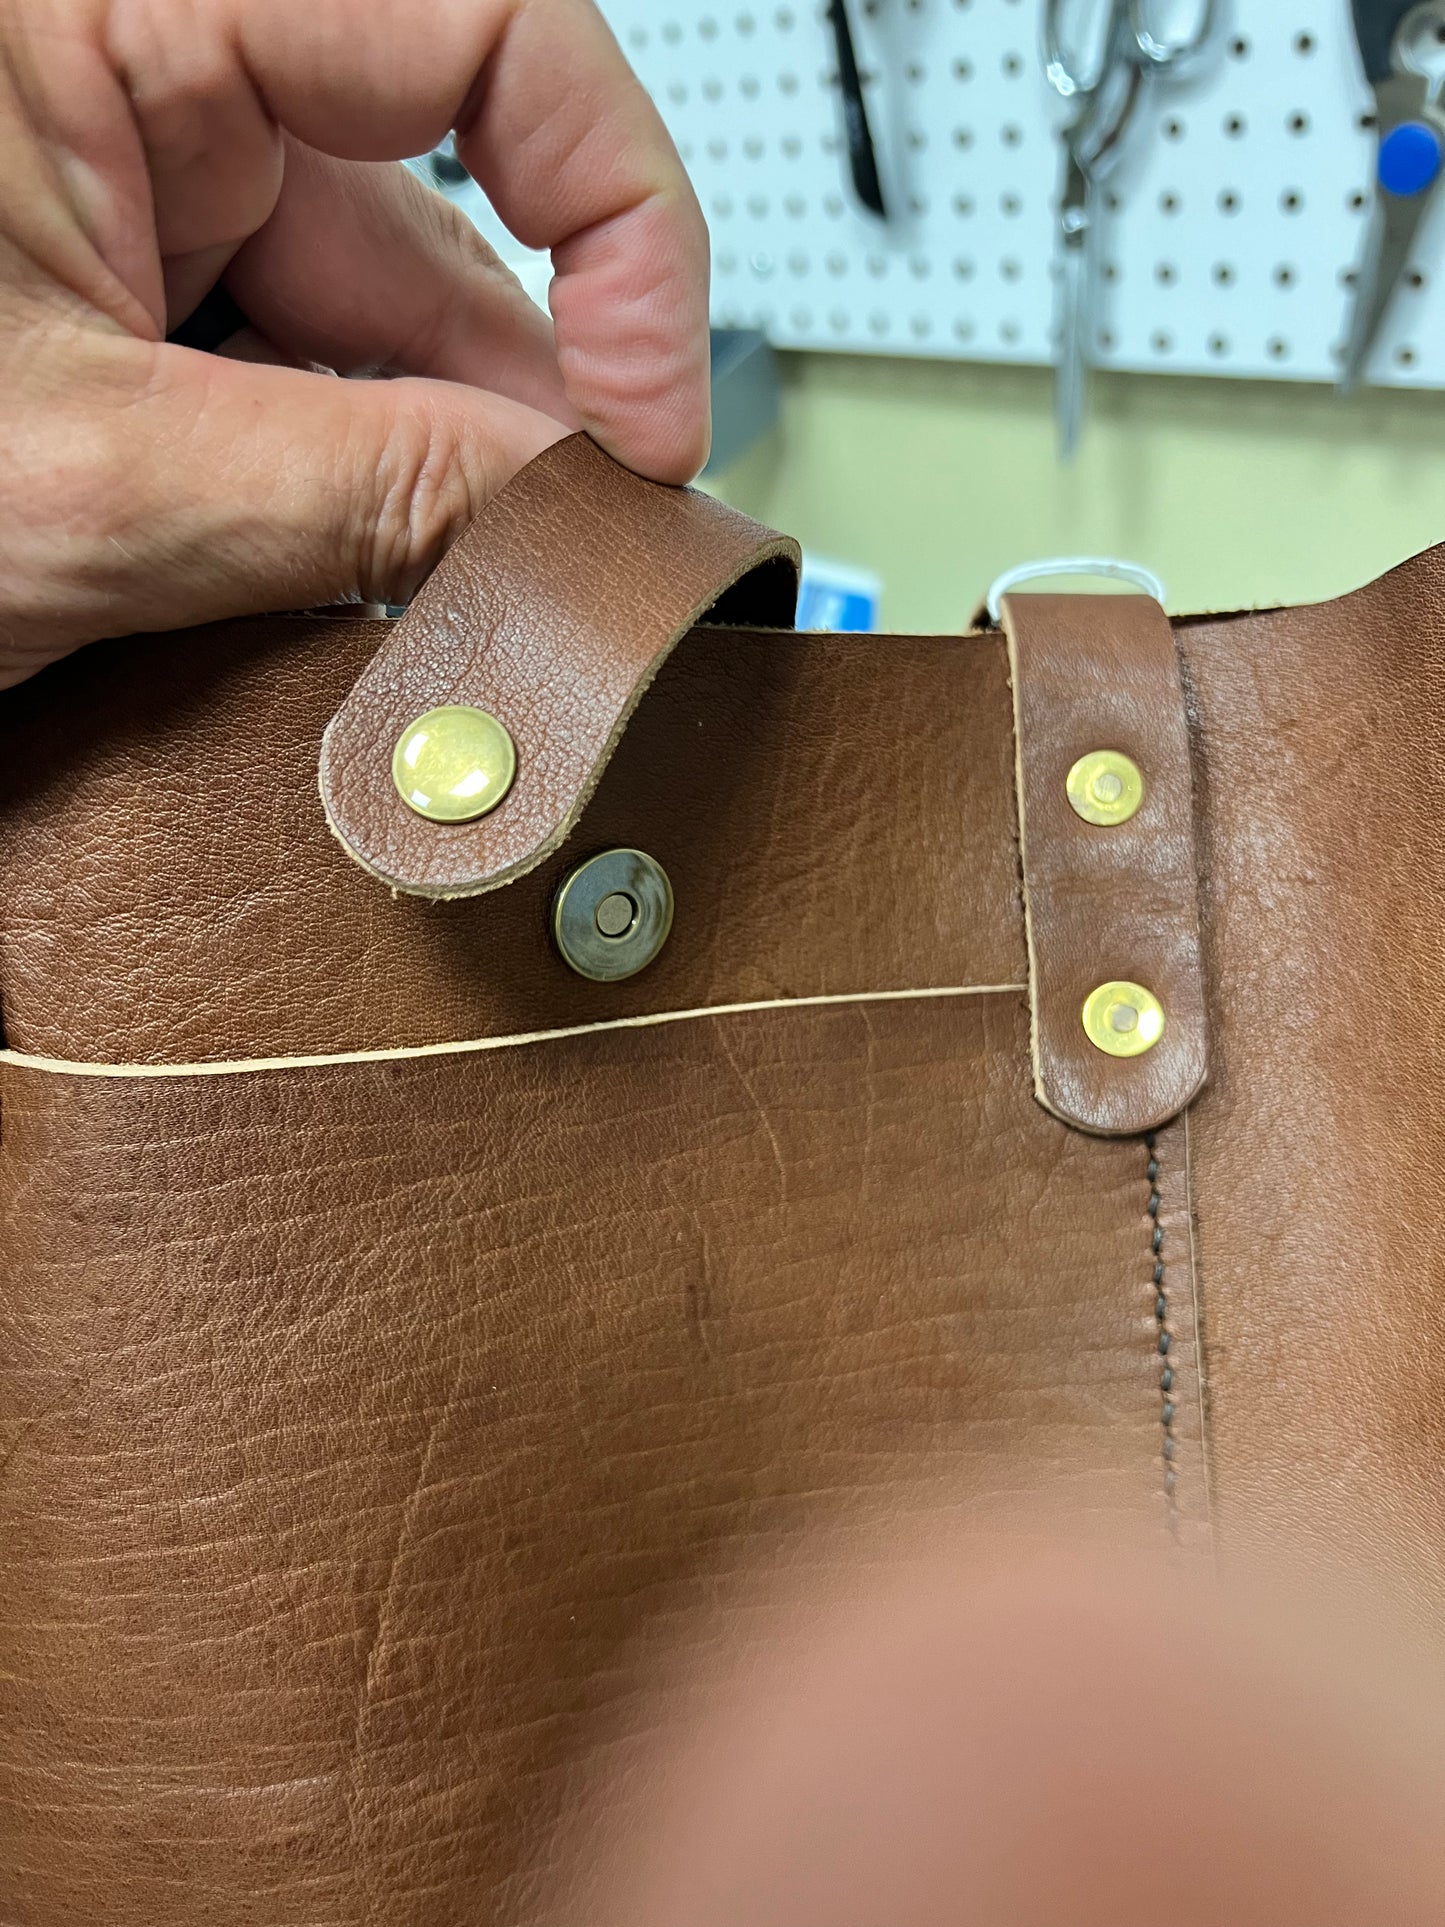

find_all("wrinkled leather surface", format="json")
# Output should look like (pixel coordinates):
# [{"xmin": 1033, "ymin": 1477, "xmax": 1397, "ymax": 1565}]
[
  {"xmin": 0, "ymin": 1003, "xmax": 1200, "ymax": 1926},
  {"xmin": 1004, "ymin": 592, "xmax": 1208, "ymax": 1136},
  {"xmin": 1178, "ymin": 550, "xmax": 1445, "ymax": 1623},
  {"xmin": 3, "ymin": 432, "xmax": 1445, "ymax": 1921},
  {"xmin": 0, "ymin": 618, "xmax": 1024, "ymax": 1066},
  {"xmin": 321, "ymin": 434, "xmax": 801, "ymax": 897}
]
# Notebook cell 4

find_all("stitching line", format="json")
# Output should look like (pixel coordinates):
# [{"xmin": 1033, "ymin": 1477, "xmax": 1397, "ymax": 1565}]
[{"xmin": 1146, "ymin": 1130, "xmax": 1180, "ymax": 1542}]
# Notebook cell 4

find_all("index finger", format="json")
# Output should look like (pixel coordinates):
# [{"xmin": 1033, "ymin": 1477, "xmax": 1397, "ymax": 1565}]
[{"xmin": 122, "ymin": 0, "xmax": 711, "ymax": 480}]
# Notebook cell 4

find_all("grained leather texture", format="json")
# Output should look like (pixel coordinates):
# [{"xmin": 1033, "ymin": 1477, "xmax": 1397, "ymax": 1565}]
[
  {"xmin": 320, "ymin": 433, "xmax": 801, "ymax": 898},
  {"xmin": 1003, "ymin": 592, "xmax": 1208, "ymax": 1136},
  {"xmin": 1176, "ymin": 550, "xmax": 1445, "ymax": 1627},
  {"xmin": 0, "ymin": 616, "xmax": 1024, "ymax": 1065},
  {"xmin": 0, "ymin": 1003, "xmax": 1201, "ymax": 1927},
  {"xmin": 3, "ymin": 436, "xmax": 1445, "ymax": 1923}
]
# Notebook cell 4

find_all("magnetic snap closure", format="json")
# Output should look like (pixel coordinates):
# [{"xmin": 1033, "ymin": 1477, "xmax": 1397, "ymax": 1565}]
[
  {"xmin": 553, "ymin": 849, "xmax": 674, "ymax": 982},
  {"xmin": 1066, "ymin": 750, "xmax": 1144, "ymax": 827},
  {"xmin": 1082, "ymin": 981, "xmax": 1166, "ymax": 1058},
  {"xmin": 392, "ymin": 706, "xmax": 516, "ymax": 823}
]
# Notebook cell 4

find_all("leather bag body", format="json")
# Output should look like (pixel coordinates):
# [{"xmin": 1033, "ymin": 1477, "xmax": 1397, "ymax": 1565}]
[{"xmin": 2, "ymin": 435, "xmax": 1443, "ymax": 1924}]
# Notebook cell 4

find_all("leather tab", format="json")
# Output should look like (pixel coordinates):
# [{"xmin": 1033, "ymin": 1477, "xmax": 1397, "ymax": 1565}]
[
  {"xmin": 1002, "ymin": 593, "xmax": 1207, "ymax": 1137},
  {"xmin": 320, "ymin": 434, "xmax": 800, "ymax": 898}
]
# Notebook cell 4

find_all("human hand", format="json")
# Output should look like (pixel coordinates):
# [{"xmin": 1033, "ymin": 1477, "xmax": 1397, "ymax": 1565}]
[{"xmin": 0, "ymin": 0, "xmax": 710, "ymax": 686}]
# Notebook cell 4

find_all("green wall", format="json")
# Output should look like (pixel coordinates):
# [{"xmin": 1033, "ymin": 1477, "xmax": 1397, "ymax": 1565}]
[{"xmin": 715, "ymin": 352, "xmax": 1445, "ymax": 630}]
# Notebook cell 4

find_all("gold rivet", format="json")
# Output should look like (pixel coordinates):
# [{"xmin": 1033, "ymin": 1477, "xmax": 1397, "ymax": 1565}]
[
  {"xmin": 1082, "ymin": 981, "xmax": 1166, "ymax": 1058},
  {"xmin": 554, "ymin": 850, "xmax": 674, "ymax": 982},
  {"xmin": 1066, "ymin": 750, "xmax": 1145, "ymax": 827},
  {"xmin": 392, "ymin": 706, "xmax": 516, "ymax": 823}
]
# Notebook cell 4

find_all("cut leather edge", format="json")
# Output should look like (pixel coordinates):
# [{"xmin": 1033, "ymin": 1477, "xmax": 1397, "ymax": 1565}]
[{"xmin": 0, "ymin": 983, "xmax": 1028, "ymax": 1081}]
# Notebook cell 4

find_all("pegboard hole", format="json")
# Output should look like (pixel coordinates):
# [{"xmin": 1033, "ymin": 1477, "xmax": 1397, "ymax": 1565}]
[
  {"xmin": 953, "ymin": 193, "xmax": 976, "ymax": 216},
  {"xmin": 954, "ymin": 318, "xmax": 975, "ymax": 342},
  {"xmin": 787, "ymin": 251, "xmax": 809, "ymax": 274},
  {"xmin": 1212, "ymin": 262, "xmax": 1235, "ymax": 286},
  {"xmin": 1101, "ymin": 261, "xmax": 1119, "ymax": 282},
  {"xmin": 1287, "ymin": 112, "xmax": 1309, "ymax": 135},
  {"xmin": 1000, "ymin": 320, "xmax": 1021, "ymax": 344},
  {"xmin": 702, "ymin": 79, "xmax": 723, "ymax": 101},
  {"xmin": 1294, "ymin": 31, "xmax": 1315, "ymax": 54},
  {"xmin": 1098, "ymin": 328, "xmax": 1116, "ymax": 352},
  {"xmin": 1209, "ymin": 333, "xmax": 1229, "ymax": 356},
  {"xmin": 1281, "ymin": 190, "xmax": 1304, "ymax": 213},
  {"xmin": 954, "ymin": 126, "xmax": 975, "ymax": 149},
  {"xmin": 826, "ymin": 252, "xmax": 847, "ymax": 276},
  {"xmin": 790, "ymin": 307, "xmax": 812, "ymax": 330},
  {"xmin": 911, "ymin": 315, "xmax": 932, "ymax": 338},
  {"xmin": 1230, "ymin": 35, "xmax": 1249, "ymax": 57},
  {"xmin": 1163, "ymin": 117, "xmax": 1185, "ymax": 140},
  {"xmin": 868, "ymin": 311, "xmax": 890, "ymax": 336},
  {"xmin": 1002, "ymin": 124, "xmax": 1023, "ymax": 146},
  {"xmin": 775, "ymin": 7, "xmax": 795, "ymax": 27},
  {"xmin": 907, "ymin": 61, "xmax": 924, "ymax": 82},
  {"xmin": 1000, "ymin": 257, "xmax": 1023, "ymax": 282},
  {"xmin": 1152, "ymin": 331, "xmax": 1173, "ymax": 354},
  {"xmin": 1408, "ymin": 269, "xmax": 1427, "ymax": 290},
  {"xmin": 1218, "ymin": 189, "xmax": 1241, "ymax": 213},
  {"xmin": 953, "ymin": 57, "xmax": 974, "ymax": 80},
  {"xmin": 1274, "ymin": 264, "xmax": 1296, "ymax": 288},
  {"xmin": 1349, "ymin": 190, "xmax": 1368, "ymax": 212},
  {"xmin": 1155, "ymin": 262, "xmax": 1177, "ymax": 285},
  {"xmin": 1160, "ymin": 191, "xmax": 1181, "ymax": 214},
  {"xmin": 1267, "ymin": 337, "xmax": 1290, "ymax": 360},
  {"xmin": 1397, "ymin": 345, "xmax": 1419, "ymax": 368},
  {"xmin": 909, "ymin": 254, "xmax": 931, "ymax": 279},
  {"xmin": 1002, "ymin": 51, "xmax": 1023, "ymax": 76},
  {"xmin": 866, "ymin": 254, "xmax": 888, "ymax": 278},
  {"xmin": 1224, "ymin": 114, "xmax": 1246, "ymax": 138},
  {"xmin": 781, "ymin": 134, "xmax": 802, "ymax": 155},
  {"xmin": 1002, "ymin": 192, "xmax": 1022, "ymax": 217},
  {"xmin": 953, "ymin": 256, "xmax": 976, "ymax": 280}
]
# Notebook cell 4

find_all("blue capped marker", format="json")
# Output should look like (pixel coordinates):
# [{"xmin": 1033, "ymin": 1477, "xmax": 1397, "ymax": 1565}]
[
  {"xmin": 1342, "ymin": 1, "xmax": 1445, "ymax": 390},
  {"xmin": 1378, "ymin": 120, "xmax": 1445, "ymax": 198}
]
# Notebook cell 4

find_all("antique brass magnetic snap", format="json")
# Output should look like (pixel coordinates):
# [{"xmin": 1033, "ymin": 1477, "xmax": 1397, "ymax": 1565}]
[
  {"xmin": 392, "ymin": 706, "xmax": 516, "ymax": 823},
  {"xmin": 1082, "ymin": 981, "xmax": 1166, "ymax": 1058},
  {"xmin": 553, "ymin": 849, "xmax": 674, "ymax": 982},
  {"xmin": 1066, "ymin": 750, "xmax": 1144, "ymax": 827}
]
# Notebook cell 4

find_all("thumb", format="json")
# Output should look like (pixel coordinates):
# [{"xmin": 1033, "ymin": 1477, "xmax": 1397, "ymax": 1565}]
[{"xmin": 1, "ymin": 338, "xmax": 569, "ymax": 684}]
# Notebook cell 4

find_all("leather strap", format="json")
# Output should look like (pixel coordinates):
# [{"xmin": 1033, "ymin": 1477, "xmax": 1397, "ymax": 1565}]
[
  {"xmin": 320, "ymin": 434, "xmax": 800, "ymax": 898},
  {"xmin": 1003, "ymin": 593, "xmax": 1208, "ymax": 1137}
]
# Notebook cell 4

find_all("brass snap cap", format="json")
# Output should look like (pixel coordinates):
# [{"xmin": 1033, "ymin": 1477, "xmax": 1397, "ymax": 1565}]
[
  {"xmin": 393, "ymin": 705, "xmax": 516, "ymax": 823},
  {"xmin": 1082, "ymin": 981, "xmax": 1166, "ymax": 1058},
  {"xmin": 1066, "ymin": 750, "xmax": 1144, "ymax": 827},
  {"xmin": 553, "ymin": 849, "xmax": 674, "ymax": 982}
]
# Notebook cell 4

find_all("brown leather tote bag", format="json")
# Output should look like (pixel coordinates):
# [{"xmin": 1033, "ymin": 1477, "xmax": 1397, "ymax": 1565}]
[{"xmin": 2, "ymin": 432, "xmax": 1442, "ymax": 1924}]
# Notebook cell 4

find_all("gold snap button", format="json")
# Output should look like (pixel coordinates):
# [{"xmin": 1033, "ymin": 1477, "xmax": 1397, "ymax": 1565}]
[
  {"xmin": 392, "ymin": 706, "xmax": 516, "ymax": 823},
  {"xmin": 1082, "ymin": 981, "xmax": 1166, "ymax": 1058},
  {"xmin": 1066, "ymin": 750, "xmax": 1144, "ymax": 827},
  {"xmin": 553, "ymin": 850, "xmax": 673, "ymax": 982}
]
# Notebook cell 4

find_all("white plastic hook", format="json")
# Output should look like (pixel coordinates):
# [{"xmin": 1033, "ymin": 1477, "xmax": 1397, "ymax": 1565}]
[{"xmin": 985, "ymin": 555, "xmax": 1168, "ymax": 627}]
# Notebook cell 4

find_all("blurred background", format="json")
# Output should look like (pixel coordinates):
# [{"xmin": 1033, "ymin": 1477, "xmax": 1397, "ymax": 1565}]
[{"xmin": 423, "ymin": 0, "xmax": 1445, "ymax": 628}]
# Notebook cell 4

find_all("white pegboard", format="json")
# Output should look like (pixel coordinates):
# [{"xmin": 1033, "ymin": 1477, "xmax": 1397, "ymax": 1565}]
[{"xmin": 585, "ymin": 0, "xmax": 1445, "ymax": 386}]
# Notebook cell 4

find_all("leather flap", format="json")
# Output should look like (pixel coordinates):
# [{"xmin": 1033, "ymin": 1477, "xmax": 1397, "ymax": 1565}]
[
  {"xmin": 320, "ymin": 434, "xmax": 800, "ymax": 899},
  {"xmin": 1003, "ymin": 593, "xmax": 1208, "ymax": 1137}
]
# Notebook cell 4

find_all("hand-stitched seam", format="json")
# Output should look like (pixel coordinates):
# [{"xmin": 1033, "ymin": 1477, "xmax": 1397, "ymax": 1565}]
[{"xmin": 1146, "ymin": 1130, "xmax": 1180, "ymax": 1541}]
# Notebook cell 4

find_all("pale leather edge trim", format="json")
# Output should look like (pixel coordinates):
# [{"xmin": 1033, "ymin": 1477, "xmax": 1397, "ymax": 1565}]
[
  {"xmin": 999, "ymin": 601, "xmax": 1050, "ymax": 1122},
  {"xmin": 0, "ymin": 984, "xmax": 1028, "ymax": 1082}
]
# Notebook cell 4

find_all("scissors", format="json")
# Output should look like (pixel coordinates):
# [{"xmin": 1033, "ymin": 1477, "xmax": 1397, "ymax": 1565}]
[
  {"xmin": 1045, "ymin": 0, "xmax": 1219, "ymax": 459},
  {"xmin": 1340, "ymin": 1, "xmax": 1445, "ymax": 391}
]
